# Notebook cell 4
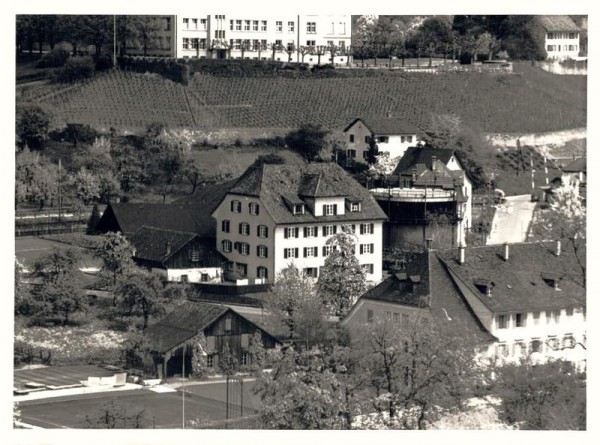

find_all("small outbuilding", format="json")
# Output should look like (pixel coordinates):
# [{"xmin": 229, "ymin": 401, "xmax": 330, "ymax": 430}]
[{"xmin": 141, "ymin": 302, "xmax": 281, "ymax": 378}]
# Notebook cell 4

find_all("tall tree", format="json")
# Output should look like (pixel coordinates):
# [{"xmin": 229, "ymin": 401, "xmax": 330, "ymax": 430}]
[
  {"xmin": 95, "ymin": 232, "xmax": 135, "ymax": 294},
  {"xmin": 114, "ymin": 269, "xmax": 169, "ymax": 330},
  {"xmin": 134, "ymin": 16, "xmax": 162, "ymax": 57},
  {"xmin": 360, "ymin": 319, "xmax": 480, "ymax": 429},
  {"xmin": 418, "ymin": 17, "xmax": 452, "ymax": 67},
  {"xmin": 490, "ymin": 359, "xmax": 586, "ymax": 430},
  {"xmin": 284, "ymin": 124, "xmax": 329, "ymax": 162},
  {"xmin": 317, "ymin": 226, "xmax": 367, "ymax": 317},
  {"xmin": 16, "ymin": 105, "xmax": 52, "ymax": 150},
  {"xmin": 537, "ymin": 180, "xmax": 586, "ymax": 288},
  {"xmin": 265, "ymin": 265, "xmax": 327, "ymax": 346},
  {"xmin": 256, "ymin": 346, "xmax": 352, "ymax": 429}
]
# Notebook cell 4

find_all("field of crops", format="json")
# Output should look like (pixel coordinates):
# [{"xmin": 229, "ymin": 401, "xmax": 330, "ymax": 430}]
[{"xmin": 26, "ymin": 62, "xmax": 586, "ymax": 134}]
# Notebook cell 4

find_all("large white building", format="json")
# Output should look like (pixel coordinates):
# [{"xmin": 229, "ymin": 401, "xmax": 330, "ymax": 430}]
[
  {"xmin": 535, "ymin": 16, "xmax": 581, "ymax": 60},
  {"xmin": 175, "ymin": 14, "xmax": 352, "ymax": 64},
  {"xmin": 211, "ymin": 163, "xmax": 387, "ymax": 283},
  {"xmin": 439, "ymin": 242, "xmax": 586, "ymax": 369}
]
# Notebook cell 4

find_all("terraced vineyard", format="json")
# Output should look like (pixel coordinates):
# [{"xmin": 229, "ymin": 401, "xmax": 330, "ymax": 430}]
[{"xmin": 26, "ymin": 62, "xmax": 586, "ymax": 133}]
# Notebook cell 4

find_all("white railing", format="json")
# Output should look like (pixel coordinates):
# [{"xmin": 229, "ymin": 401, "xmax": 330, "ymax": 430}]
[{"xmin": 370, "ymin": 187, "xmax": 455, "ymax": 201}]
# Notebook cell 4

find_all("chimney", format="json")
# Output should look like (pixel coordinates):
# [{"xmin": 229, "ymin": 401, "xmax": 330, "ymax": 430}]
[
  {"xmin": 503, "ymin": 243, "xmax": 509, "ymax": 261},
  {"xmin": 459, "ymin": 244, "xmax": 465, "ymax": 264},
  {"xmin": 431, "ymin": 155, "xmax": 437, "ymax": 171},
  {"xmin": 409, "ymin": 275, "xmax": 421, "ymax": 293},
  {"xmin": 425, "ymin": 238, "xmax": 433, "ymax": 251},
  {"xmin": 555, "ymin": 240, "xmax": 561, "ymax": 256},
  {"xmin": 412, "ymin": 167, "xmax": 417, "ymax": 183},
  {"xmin": 165, "ymin": 241, "xmax": 171, "ymax": 256}
]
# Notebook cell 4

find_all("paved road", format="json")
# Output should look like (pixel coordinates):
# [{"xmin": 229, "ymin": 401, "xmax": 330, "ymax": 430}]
[{"xmin": 486, "ymin": 195, "xmax": 537, "ymax": 245}]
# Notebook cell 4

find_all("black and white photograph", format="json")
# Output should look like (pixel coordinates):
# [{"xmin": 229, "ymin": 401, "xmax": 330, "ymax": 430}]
[{"xmin": 6, "ymin": 0, "xmax": 594, "ymax": 441}]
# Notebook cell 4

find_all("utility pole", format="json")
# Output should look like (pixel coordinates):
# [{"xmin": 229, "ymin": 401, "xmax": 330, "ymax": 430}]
[
  {"xmin": 182, "ymin": 345, "xmax": 185, "ymax": 429},
  {"xmin": 58, "ymin": 159, "xmax": 62, "ymax": 223},
  {"xmin": 113, "ymin": 15, "xmax": 117, "ymax": 68}
]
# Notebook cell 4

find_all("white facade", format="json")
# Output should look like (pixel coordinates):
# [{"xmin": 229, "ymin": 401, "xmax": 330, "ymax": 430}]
[
  {"xmin": 174, "ymin": 13, "xmax": 352, "ymax": 64},
  {"xmin": 483, "ymin": 306, "xmax": 586, "ymax": 368},
  {"xmin": 545, "ymin": 31, "xmax": 580, "ymax": 60},
  {"xmin": 273, "ymin": 221, "xmax": 383, "ymax": 283},
  {"xmin": 444, "ymin": 154, "xmax": 472, "ymax": 238},
  {"xmin": 164, "ymin": 266, "xmax": 223, "ymax": 284},
  {"xmin": 376, "ymin": 134, "xmax": 419, "ymax": 161}
]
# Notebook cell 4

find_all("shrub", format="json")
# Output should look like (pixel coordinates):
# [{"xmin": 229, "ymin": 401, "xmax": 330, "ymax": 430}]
[
  {"xmin": 54, "ymin": 123, "xmax": 99, "ymax": 146},
  {"xmin": 37, "ymin": 49, "xmax": 70, "ymax": 68},
  {"xmin": 58, "ymin": 56, "xmax": 95, "ymax": 83},
  {"xmin": 95, "ymin": 54, "xmax": 114, "ymax": 71}
]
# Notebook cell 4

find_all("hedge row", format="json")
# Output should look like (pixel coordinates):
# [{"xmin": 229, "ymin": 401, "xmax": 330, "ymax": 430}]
[{"xmin": 116, "ymin": 56, "xmax": 411, "ymax": 83}]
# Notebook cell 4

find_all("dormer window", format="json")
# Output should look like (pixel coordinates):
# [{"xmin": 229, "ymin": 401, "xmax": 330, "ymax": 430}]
[
  {"xmin": 293, "ymin": 204, "xmax": 305, "ymax": 215},
  {"xmin": 474, "ymin": 279, "xmax": 494, "ymax": 296},
  {"xmin": 351, "ymin": 202, "xmax": 360, "ymax": 212},
  {"xmin": 541, "ymin": 273, "xmax": 561, "ymax": 290},
  {"xmin": 323, "ymin": 204, "xmax": 337, "ymax": 216}
]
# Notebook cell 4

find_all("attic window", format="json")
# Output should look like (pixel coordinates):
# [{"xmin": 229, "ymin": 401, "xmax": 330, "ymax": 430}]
[
  {"xmin": 541, "ymin": 273, "xmax": 561, "ymax": 290},
  {"xmin": 474, "ymin": 279, "xmax": 494, "ymax": 296},
  {"xmin": 293, "ymin": 204, "xmax": 305, "ymax": 215}
]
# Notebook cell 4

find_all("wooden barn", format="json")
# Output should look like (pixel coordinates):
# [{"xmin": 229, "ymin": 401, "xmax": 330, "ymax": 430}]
[
  {"xmin": 132, "ymin": 225, "xmax": 227, "ymax": 283},
  {"xmin": 142, "ymin": 302, "xmax": 281, "ymax": 378}
]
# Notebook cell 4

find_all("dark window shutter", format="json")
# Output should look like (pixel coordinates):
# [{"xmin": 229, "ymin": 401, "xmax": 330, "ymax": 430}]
[
  {"xmin": 370, "ymin": 243, "xmax": 374, "ymax": 253},
  {"xmin": 322, "ymin": 226, "xmax": 327, "ymax": 237},
  {"xmin": 239, "ymin": 223, "xmax": 242, "ymax": 234},
  {"xmin": 255, "ymin": 204, "xmax": 259, "ymax": 215},
  {"xmin": 370, "ymin": 223, "xmax": 374, "ymax": 233},
  {"xmin": 314, "ymin": 246, "xmax": 318, "ymax": 257},
  {"xmin": 333, "ymin": 204, "xmax": 337, "ymax": 215},
  {"xmin": 314, "ymin": 225, "xmax": 318, "ymax": 235},
  {"xmin": 284, "ymin": 228, "xmax": 289, "ymax": 239},
  {"xmin": 256, "ymin": 245, "xmax": 260, "ymax": 256},
  {"xmin": 294, "ymin": 228, "xmax": 299, "ymax": 238},
  {"xmin": 294, "ymin": 248, "xmax": 298, "ymax": 258},
  {"xmin": 304, "ymin": 227, "xmax": 308, "ymax": 237},
  {"xmin": 360, "ymin": 244, "xmax": 364, "ymax": 254},
  {"xmin": 265, "ymin": 227, "xmax": 268, "ymax": 237},
  {"xmin": 323, "ymin": 204, "xmax": 327, "ymax": 215},
  {"xmin": 360, "ymin": 224, "xmax": 364, "ymax": 235},
  {"xmin": 333, "ymin": 225, "xmax": 337, "ymax": 234},
  {"xmin": 256, "ymin": 226, "xmax": 260, "ymax": 236},
  {"xmin": 322, "ymin": 246, "xmax": 327, "ymax": 256},
  {"xmin": 265, "ymin": 247, "xmax": 268, "ymax": 258},
  {"xmin": 284, "ymin": 249, "xmax": 288, "ymax": 259},
  {"xmin": 303, "ymin": 247, "xmax": 308, "ymax": 258}
]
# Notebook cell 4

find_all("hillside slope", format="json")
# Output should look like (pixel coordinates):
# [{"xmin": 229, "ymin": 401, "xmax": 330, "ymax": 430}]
[{"xmin": 27, "ymin": 62, "xmax": 586, "ymax": 133}]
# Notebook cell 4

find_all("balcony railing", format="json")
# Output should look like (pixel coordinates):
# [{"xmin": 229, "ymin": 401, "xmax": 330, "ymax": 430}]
[{"xmin": 370, "ymin": 187, "xmax": 456, "ymax": 201}]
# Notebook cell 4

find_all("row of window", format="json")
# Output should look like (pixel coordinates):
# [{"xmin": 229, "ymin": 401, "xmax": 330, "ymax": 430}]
[
  {"xmin": 547, "ymin": 32, "xmax": 578, "ymax": 40},
  {"xmin": 182, "ymin": 38, "xmax": 208, "ymax": 50},
  {"xmin": 182, "ymin": 18, "xmax": 207, "ymax": 30},
  {"xmin": 495, "ymin": 334, "xmax": 578, "ymax": 357},
  {"xmin": 547, "ymin": 44, "xmax": 578, "ymax": 52},
  {"xmin": 222, "ymin": 240, "xmax": 269, "ymax": 257},
  {"xmin": 222, "ymin": 221, "xmax": 269, "ymax": 237},
  {"xmin": 282, "ymin": 243, "xmax": 375, "ymax": 259},
  {"xmin": 496, "ymin": 308, "xmax": 576, "ymax": 329},
  {"xmin": 284, "ymin": 223, "xmax": 374, "ymax": 239},
  {"xmin": 230, "ymin": 200, "xmax": 260, "ymax": 215},
  {"xmin": 366, "ymin": 309, "xmax": 427, "ymax": 324}
]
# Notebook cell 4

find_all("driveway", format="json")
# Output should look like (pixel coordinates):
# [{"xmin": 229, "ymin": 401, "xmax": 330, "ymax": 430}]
[{"xmin": 486, "ymin": 195, "xmax": 537, "ymax": 245}]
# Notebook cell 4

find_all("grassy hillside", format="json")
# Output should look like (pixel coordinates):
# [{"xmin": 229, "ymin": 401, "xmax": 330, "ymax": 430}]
[{"xmin": 22, "ymin": 62, "xmax": 586, "ymax": 134}]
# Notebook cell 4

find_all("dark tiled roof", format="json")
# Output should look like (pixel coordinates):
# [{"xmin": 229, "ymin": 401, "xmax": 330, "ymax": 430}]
[
  {"xmin": 99, "ymin": 202, "xmax": 215, "ymax": 238},
  {"xmin": 132, "ymin": 226, "xmax": 198, "ymax": 264},
  {"xmin": 438, "ymin": 243, "xmax": 585, "ymax": 313},
  {"xmin": 563, "ymin": 157, "xmax": 586, "ymax": 173},
  {"xmin": 429, "ymin": 254, "xmax": 495, "ymax": 343},
  {"xmin": 144, "ymin": 302, "xmax": 230, "ymax": 353},
  {"xmin": 393, "ymin": 146, "xmax": 456, "ymax": 176},
  {"xmin": 343, "ymin": 117, "xmax": 421, "ymax": 135},
  {"xmin": 536, "ymin": 15, "xmax": 580, "ymax": 32},
  {"xmin": 221, "ymin": 163, "xmax": 388, "ymax": 224},
  {"xmin": 361, "ymin": 252, "xmax": 430, "ymax": 306},
  {"xmin": 354, "ymin": 252, "xmax": 494, "ymax": 343}
]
